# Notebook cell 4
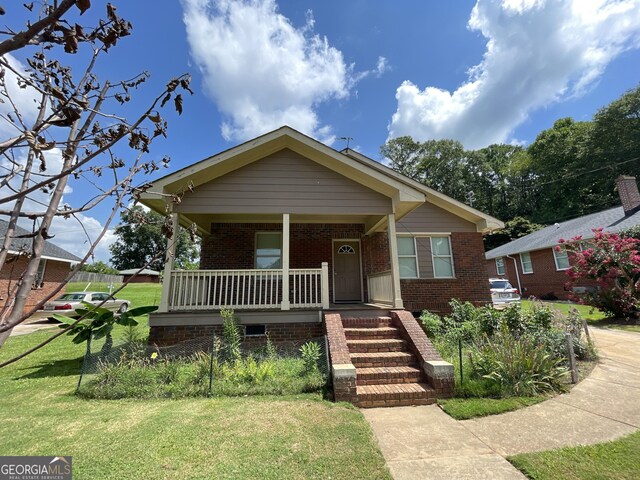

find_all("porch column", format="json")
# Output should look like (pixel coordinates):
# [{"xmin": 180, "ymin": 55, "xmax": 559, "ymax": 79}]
[
  {"xmin": 159, "ymin": 212, "xmax": 179, "ymax": 313},
  {"xmin": 387, "ymin": 213, "xmax": 404, "ymax": 309},
  {"xmin": 281, "ymin": 213, "xmax": 290, "ymax": 310}
]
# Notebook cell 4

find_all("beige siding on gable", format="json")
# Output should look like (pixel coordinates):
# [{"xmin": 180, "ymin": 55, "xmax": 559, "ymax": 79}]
[
  {"xmin": 175, "ymin": 149, "xmax": 392, "ymax": 215},
  {"xmin": 397, "ymin": 202, "xmax": 476, "ymax": 233}
]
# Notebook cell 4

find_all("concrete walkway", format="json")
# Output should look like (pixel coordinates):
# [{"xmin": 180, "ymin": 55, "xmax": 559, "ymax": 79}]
[{"xmin": 363, "ymin": 327, "xmax": 640, "ymax": 479}]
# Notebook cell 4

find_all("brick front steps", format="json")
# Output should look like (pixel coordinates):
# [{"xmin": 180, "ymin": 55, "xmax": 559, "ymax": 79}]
[
  {"xmin": 325, "ymin": 310, "xmax": 454, "ymax": 407},
  {"xmin": 343, "ymin": 315, "xmax": 437, "ymax": 408}
]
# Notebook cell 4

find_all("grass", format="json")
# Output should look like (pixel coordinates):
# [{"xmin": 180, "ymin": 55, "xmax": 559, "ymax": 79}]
[
  {"xmin": 509, "ymin": 430, "xmax": 640, "ymax": 480},
  {"xmin": 522, "ymin": 300, "xmax": 640, "ymax": 333},
  {"xmin": 1, "ymin": 293, "xmax": 391, "ymax": 479},
  {"xmin": 438, "ymin": 396, "xmax": 545, "ymax": 420}
]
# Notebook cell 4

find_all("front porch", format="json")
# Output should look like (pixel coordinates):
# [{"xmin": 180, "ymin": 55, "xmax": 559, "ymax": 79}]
[{"xmin": 158, "ymin": 213, "xmax": 405, "ymax": 314}]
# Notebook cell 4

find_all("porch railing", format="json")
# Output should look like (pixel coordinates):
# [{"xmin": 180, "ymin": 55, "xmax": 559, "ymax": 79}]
[
  {"xmin": 165, "ymin": 263, "xmax": 329, "ymax": 311},
  {"xmin": 367, "ymin": 270, "xmax": 394, "ymax": 305}
]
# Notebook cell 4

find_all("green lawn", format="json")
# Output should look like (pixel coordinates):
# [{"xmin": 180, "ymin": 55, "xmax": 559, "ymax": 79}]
[
  {"xmin": 1, "ymin": 288, "xmax": 391, "ymax": 480},
  {"xmin": 522, "ymin": 300, "xmax": 640, "ymax": 333},
  {"xmin": 438, "ymin": 397, "xmax": 545, "ymax": 420},
  {"xmin": 509, "ymin": 430, "xmax": 640, "ymax": 480}
]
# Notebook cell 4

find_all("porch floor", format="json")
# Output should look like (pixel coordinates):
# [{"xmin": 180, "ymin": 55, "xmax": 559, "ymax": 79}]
[{"xmin": 328, "ymin": 302, "xmax": 393, "ymax": 311}]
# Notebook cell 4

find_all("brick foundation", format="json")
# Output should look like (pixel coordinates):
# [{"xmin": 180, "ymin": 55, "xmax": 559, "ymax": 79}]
[{"xmin": 148, "ymin": 322, "xmax": 323, "ymax": 348}]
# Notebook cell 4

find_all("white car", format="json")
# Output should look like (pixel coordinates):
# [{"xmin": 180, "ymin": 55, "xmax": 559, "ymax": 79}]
[
  {"xmin": 39, "ymin": 291, "xmax": 130, "ymax": 318},
  {"xmin": 489, "ymin": 278, "xmax": 521, "ymax": 309}
]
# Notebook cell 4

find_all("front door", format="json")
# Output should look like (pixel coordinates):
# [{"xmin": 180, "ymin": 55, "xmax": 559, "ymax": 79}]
[{"xmin": 333, "ymin": 240, "xmax": 362, "ymax": 302}]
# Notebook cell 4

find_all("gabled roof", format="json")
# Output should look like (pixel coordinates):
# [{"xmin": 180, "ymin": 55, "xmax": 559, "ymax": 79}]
[
  {"xmin": 0, "ymin": 219, "xmax": 81, "ymax": 263},
  {"xmin": 485, "ymin": 206, "xmax": 640, "ymax": 259},
  {"xmin": 139, "ymin": 126, "xmax": 502, "ymax": 233}
]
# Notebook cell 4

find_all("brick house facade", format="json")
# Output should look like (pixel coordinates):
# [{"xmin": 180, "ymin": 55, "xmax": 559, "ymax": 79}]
[
  {"xmin": 1, "ymin": 219, "xmax": 80, "ymax": 319},
  {"xmin": 140, "ymin": 127, "xmax": 502, "ymax": 348},
  {"xmin": 0, "ymin": 256, "xmax": 73, "ymax": 314}
]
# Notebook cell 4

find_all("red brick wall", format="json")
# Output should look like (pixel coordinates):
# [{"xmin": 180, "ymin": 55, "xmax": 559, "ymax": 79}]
[
  {"xmin": 201, "ymin": 224, "xmax": 491, "ymax": 315},
  {"xmin": 401, "ymin": 232, "xmax": 491, "ymax": 314},
  {"xmin": 486, "ymin": 249, "xmax": 600, "ymax": 300},
  {"xmin": 201, "ymin": 223, "xmax": 366, "ymax": 300},
  {"xmin": 362, "ymin": 232, "xmax": 390, "ymax": 276},
  {"xmin": 148, "ymin": 322, "xmax": 323, "ymax": 348},
  {"xmin": 0, "ymin": 256, "xmax": 70, "ymax": 314}
]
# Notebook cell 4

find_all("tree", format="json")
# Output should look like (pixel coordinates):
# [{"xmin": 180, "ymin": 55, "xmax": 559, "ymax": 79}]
[
  {"xmin": 562, "ymin": 230, "xmax": 640, "ymax": 321},
  {"xmin": 81, "ymin": 261, "xmax": 118, "ymax": 275},
  {"xmin": 110, "ymin": 206, "xmax": 199, "ymax": 272},
  {"xmin": 0, "ymin": 1, "xmax": 193, "ymax": 351},
  {"xmin": 483, "ymin": 216, "xmax": 544, "ymax": 252}
]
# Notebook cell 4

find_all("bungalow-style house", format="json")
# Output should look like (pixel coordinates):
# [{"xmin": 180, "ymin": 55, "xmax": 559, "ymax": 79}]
[
  {"xmin": 0, "ymin": 219, "xmax": 80, "ymax": 317},
  {"xmin": 486, "ymin": 175, "xmax": 640, "ymax": 300},
  {"xmin": 139, "ymin": 126, "xmax": 502, "ymax": 406},
  {"xmin": 119, "ymin": 268, "xmax": 161, "ymax": 284}
]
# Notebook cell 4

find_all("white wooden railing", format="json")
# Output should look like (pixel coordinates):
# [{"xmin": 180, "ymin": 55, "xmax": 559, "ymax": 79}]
[
  {"xmin": 165, "ymin": 263, "xmax": 329, "ymax": 311},
  {"xmin": 367, "ymin": 270, "xmax": 394, "ymax": 305}
]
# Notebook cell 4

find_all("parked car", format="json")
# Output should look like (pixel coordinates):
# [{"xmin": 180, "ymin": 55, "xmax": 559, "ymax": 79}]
[
  {"xmin": 39, "ymin": 291, "xmax": 130, "ymax": 318},
  {"xmin": 489, "ymin": 278, "xmax": 520, "ymax": 309}
]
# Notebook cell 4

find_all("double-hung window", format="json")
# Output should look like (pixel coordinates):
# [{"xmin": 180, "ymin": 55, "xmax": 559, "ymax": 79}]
[
  {"xmin": 495, "ymin": 257, "xmax": 506, "ymax": 276},
  {"xmin": 553, "ymin": 246, "xmax": 570, "ymax": 270},
  {"xmin": 255, "ymin": 232, "xmax": 282, "ymax": 269},
  {"xmin": 520, "ymin": 252, "xmax": 533, "ymax": 274},
  {"xmin": 397, "ymin": 236, "xmax": 418, "ymax": 279},
  {"xmin": 431, "ymin": 237, "xmax": 455, "ymax": 278}
]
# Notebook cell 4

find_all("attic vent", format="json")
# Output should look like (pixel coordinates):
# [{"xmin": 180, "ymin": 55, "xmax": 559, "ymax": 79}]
[{"xmin": 337, "ymin": 245, "xmax": 355, "ymax": 254}]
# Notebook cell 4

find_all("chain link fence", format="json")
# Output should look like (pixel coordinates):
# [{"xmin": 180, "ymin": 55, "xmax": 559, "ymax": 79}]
[{"xmin": 76, "ymin": 330, "xmax": 330, "ymax": 399}]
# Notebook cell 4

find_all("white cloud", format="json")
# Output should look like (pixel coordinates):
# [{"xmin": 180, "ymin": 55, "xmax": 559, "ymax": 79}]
[
  {"xmin": 47, "ymin": 214, "xmax": 117, "ymax": 263},
  {"xmin": 389, "ymin": 0, "xmax": 640, "ymax": 149},
  {"xmin": 0, "ymin": 54, "xmax": 41, "ymax": 137},
  {"xmin": 0, "ymin": 148, "xmax": 115, "ymax": 263},
  {"xmin": 183, "ymin": 0, "xmax": 368, "ymax": 142}
]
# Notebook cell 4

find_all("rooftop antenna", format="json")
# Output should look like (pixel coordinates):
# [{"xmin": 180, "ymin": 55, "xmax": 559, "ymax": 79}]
[
  {"xmin": 338, "ymin": 136, "xmax": 353, "ymax": 150},
  {"xmin": 465, "ymin": 191, "xmax": 475, "ymax": 207}
]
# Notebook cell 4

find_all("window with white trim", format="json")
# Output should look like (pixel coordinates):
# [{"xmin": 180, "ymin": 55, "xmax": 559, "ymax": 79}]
[
  {"xmin": 520, "ymin": 252, "xmax": 533, "ymax": 274},
  {"xmin": 495, "ymin": 257, "xmax": 505, "ymax": 276},
  {"xmin": 397, "ymin": 236, "xmax": 418, "ymax": 278},
  {"xmin": 553, "ymin": 246, "xmax": 570, "ymax": 270},
  {"xmin": 255, "ymin": 232, "xmax": 282, "ymax": 269},
  {"xmin": 431, "ymin": 237, "xmax": 455, "ymax": 278}
]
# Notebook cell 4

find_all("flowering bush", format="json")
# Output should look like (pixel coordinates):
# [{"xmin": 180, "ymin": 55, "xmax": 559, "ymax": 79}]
[{"xmin": 561, "ymin": 229, "xmax": 640, "ymax": 320}]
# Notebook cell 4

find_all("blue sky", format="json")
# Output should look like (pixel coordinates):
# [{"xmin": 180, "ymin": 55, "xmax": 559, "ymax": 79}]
[{"xmin": 3, "ymin": 0, "xmax": 640, "ymax": 262}]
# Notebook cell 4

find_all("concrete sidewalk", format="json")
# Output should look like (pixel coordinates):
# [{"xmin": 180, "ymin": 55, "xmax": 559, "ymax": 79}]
[{"xmin": 363, "ymin": 327, "xmax": 640, "ymax": 479}]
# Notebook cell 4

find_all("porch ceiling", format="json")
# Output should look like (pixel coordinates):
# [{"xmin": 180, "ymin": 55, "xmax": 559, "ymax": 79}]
[{"xmin": 179, "ymin": 212, "xmax": 390, "ymax": 236}]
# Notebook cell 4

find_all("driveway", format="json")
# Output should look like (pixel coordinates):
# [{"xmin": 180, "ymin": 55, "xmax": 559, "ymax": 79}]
[{"xmin": 363, "ymin": 327, "xmax": 640, "ymax": 479}]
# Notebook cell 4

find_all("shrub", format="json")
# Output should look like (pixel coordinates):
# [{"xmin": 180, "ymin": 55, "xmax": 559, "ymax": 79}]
[
  {"xmin": 473, "ymin": 328, "xmax": 568, "ymax": 396},
  {"xmin": 80, "ymin": 351, "xmax": 327, "ymax": 400},
  {"xmin": 419, "ymin": 311, "xmax": 442, "ymax": 338},
  {"xmin": 220, "ymin": 308, "xmax": 241, "ymax": 363},
  {"xmin": 562, "ymin": 229, "xmax": 640, "ymax": 320},
  {"xmin": 300, "ymin": 341, "xmax": 321, "ymax": 373}
]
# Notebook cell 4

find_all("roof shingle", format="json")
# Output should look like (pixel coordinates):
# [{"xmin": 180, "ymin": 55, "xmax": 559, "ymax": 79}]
[
  {"xmin": 485, "ymin": 206, "xmax": 640, "ymax": 259},
  {"xmin": 0, "ymin": 219, "xmax": 81, "ymax": 263}
]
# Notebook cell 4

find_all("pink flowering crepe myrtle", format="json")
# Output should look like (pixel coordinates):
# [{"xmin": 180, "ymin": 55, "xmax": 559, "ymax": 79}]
[{"xmin": 559, "ymin": 229, "xmax": 640, "ymax": 319}]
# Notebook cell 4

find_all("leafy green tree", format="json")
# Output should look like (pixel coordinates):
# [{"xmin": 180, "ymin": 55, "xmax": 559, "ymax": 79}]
[
  {"xmin": 110, "ymin": 206, "xmax": 199, "ymax": 271},
  {"xmin": 527, "ymin": 118, "xmax": 597, "ymax": 223},
  {"xmin": 81, "ymin": 261, "xmax": 119, "ymax": 275},
  {"xmin": 484, "ymin": 217, "xmax": 544, "ymax": 252}
]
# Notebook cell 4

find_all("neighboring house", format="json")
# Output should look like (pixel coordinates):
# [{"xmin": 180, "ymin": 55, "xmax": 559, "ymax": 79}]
[
  {"xmin": 119, "ymin": 268, "xmax": 160, "ymax": 284},
  {"xmin": 138, "ymin": 126, "xmax": 503, "ymax": 406},
  {"xmin": 0, "ymin": 219, "xmax": 80, "ymax": 317},
  {"xmin": 486, "ymin": 176, "xmax": 640, "ymax": 300}
]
